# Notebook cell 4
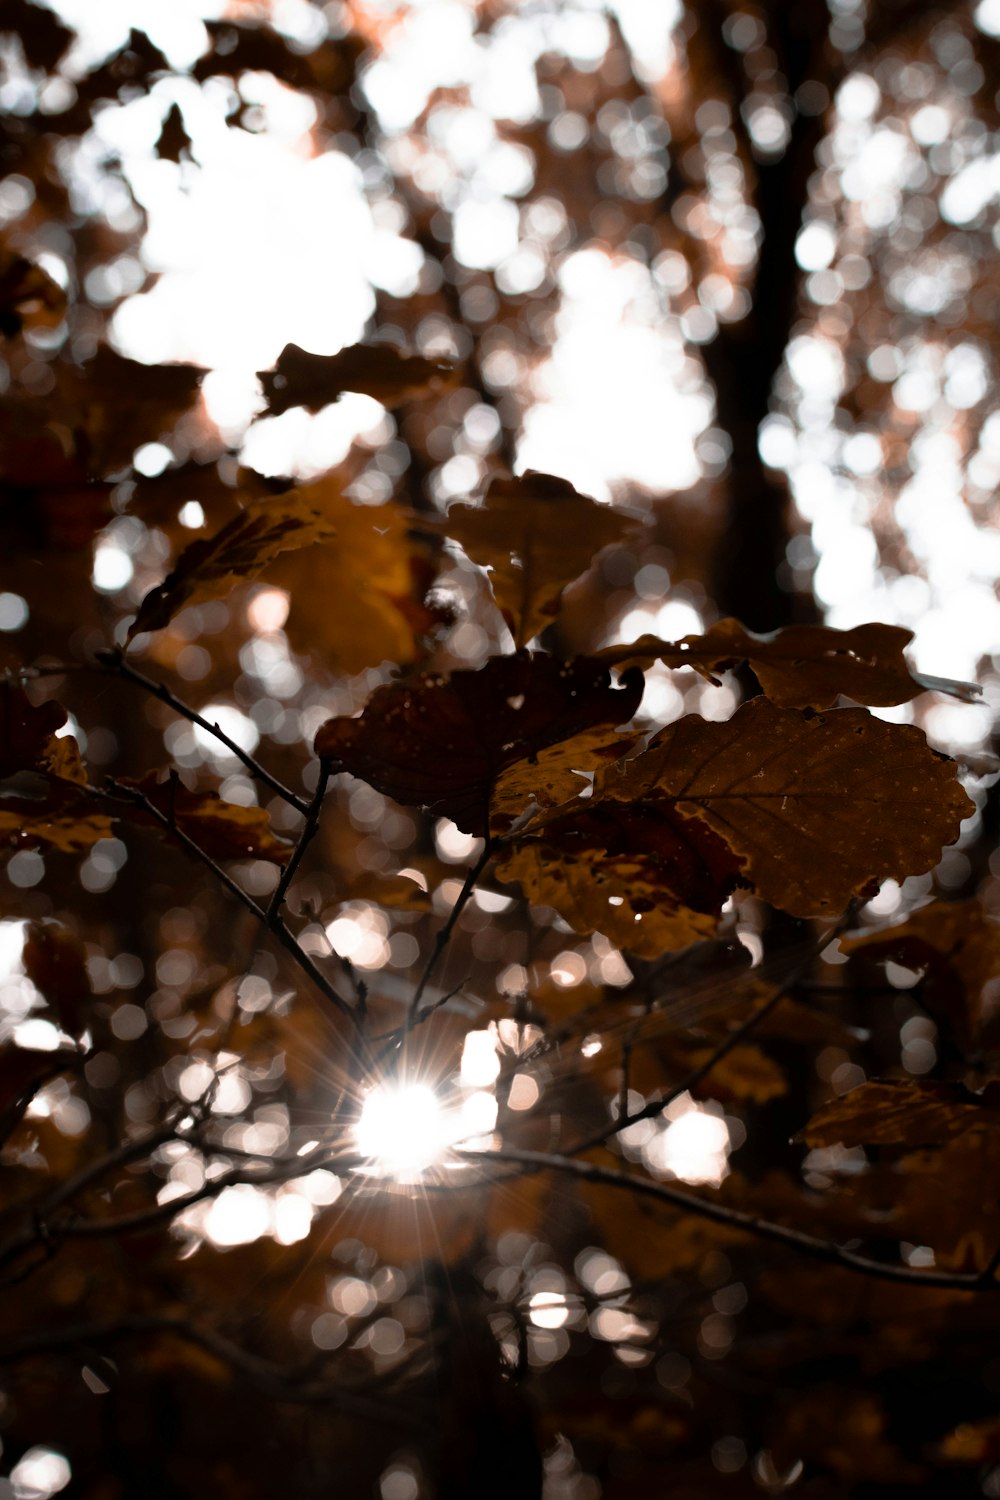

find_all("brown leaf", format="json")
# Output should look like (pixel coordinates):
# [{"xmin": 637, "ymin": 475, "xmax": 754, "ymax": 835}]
[
  {"xmin": 842, "ymin": 899, "xmax": 1000, "ymax": 1052},
  {"xmin": 496, "ymin": 801, "xmax": 739, "ymax": 957},
  {"xmin": 600, "ymin": 619, "xmax": 979, "ymax": 709},
  {"xmin": 0, "ymin": 798, "xmax": 114, "ymax": 852},
  {"xmin": 314, "ymin": 653, "xmax": 644, "ymax": 837},
  {"xmin": 120, "ymin": 773, "xmax": 292, "ymax": 866},
  {"xmin": 269, "ymin": 498, "xmax": 442, "ymax": 674},
  {"xmin": 0, "ymin": 1045, "xmax": 77, "ymax": 1120},
  {"xmin": 593, "ymin": 698, "xmax": 971, "ymax": 919},
  {"xmin": 441, "ymin": 472, "xmax": 640, "ymax": 648},
  {"xmin": 59, "ymin": 346, "xmax": 205, "ymax": 475},
  {"xmin": 23, "ymin": 921, "xmax": 92, "ymax": 1037},
  {"xmin": 257, "ymin": 342, "xmax": 456, "ymax": 417},
  {"xmin": 0, "ymin": 243, "xmax": 66, "ymax": 338},
  {"xmin": 130, "ymin": 476, "xmax": 429, "ymax": 651},
  {"xmin": 798, "ymin": 1079, "xmax": 1000, "ymax": 1148},
  {"xmin": 0, "ymin": 683, "xmax": 68, "ymax": 779},
  {"xmin": 498, "ymin": 700, "xmax": 969, "ymax": 952},
  {"xmin": 490, "ymin": 723, "xmax": 641, "ymax": 833}
]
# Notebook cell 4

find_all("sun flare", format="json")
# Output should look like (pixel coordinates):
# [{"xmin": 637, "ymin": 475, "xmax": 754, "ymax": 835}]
[{"xmin": 354, "ymin": 1081, "xmax": 498, "ymax": 1181}]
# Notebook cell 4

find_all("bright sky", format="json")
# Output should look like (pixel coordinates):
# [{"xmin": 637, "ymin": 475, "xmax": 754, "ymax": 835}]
[{"xmin": 38, "ymin": 0, "xmax": 1000, "ymax": 746}]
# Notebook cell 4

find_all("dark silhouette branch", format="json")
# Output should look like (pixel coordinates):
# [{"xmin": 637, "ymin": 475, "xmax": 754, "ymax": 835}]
[{"xmin": 465, "ymin": 1145, "xmax": 1000, "ymax": 1292}]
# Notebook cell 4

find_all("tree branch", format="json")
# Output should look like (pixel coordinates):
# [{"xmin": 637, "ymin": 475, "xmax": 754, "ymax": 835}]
[
  {"xmin": 96, "ymin": 648, "xmax": 309, "ymax": 814},
  {"xmin": 463, "ymin": 1145, "xmax": 1000, "ymax": 1292}
]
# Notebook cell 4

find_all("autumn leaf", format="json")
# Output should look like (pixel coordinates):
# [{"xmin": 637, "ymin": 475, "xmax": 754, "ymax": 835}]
[
  {"xmin": 440, "ymin": 472, "xmax": 641, "ymax": 648},
  {"xmin": 314, "ymin": 653, "xmax": 644, "ymax": 836},
  {"xmin": 842, "ymin": 899, "xmax": 1000, "ymax": 1052},
  {"xmin": 592, "ymin": 698, "xmax": 971, "ymax": 919},
  {"xmin": 498, "ymin": 699, "xmax": 970, "ymax": 953},
  {"xmin": 257, "ymin": 341, "xmax": 457, "ymax": 417},
  {"xmin": 599, "ymin": 619, "xmax": 980, "ymax": 709},
  {"xmin": 0, "ymin": 685, "xmax": 102, "ymax": 850},
  {"xmin": 0, "ymin": 242, "xmax": 67, "ymax": 337},
  {"xmin": 23, "ymin": 921, "xmax": 92, "ymax": 1037},
  {"xmin": 490, "ymin": 723, "xmax": 641, "ymax": 833},
  {"xmin": 268, "ymin": 500, "xmax": 443, "ymax": 674},
  {"xmin": 119, "ymin": 772, "xmax": 292, "ymax": 865},
  {"xmin": 798, "ymin": 1079, "xmax": 1000, "ymax": 1148},
  {"xmin": 0, "ymin": 800, "xmax": 114, "ymax": 852},
  {"xmin": 58, "ymin": 346, "xmax": 205, "ymax": 476},
  {"xmin": 497, "ymin": 801, "xmax": 740, "ymax": 957},
  {"xmin": 0, "ymin": 683, "xmax": 70, "ymax": 779},
  {"xmin": 128, "ymin": 474, "xmax": 434, "ymax": 657}
]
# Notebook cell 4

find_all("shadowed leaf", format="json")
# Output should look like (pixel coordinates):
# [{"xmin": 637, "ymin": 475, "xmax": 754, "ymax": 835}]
[
  {"xmin": 842, "ymin": 899, "xmax": 1000, "ymax": 1052},
  {"xmin": 120, "ymin": 773, "xmax": 292, "ymax": 865},
  {"xmin": 497, "ymin": 801, "xmax": 740, "ymax": 957},
  {"xmin": 490, "ymin": 723, "xmax": 641, "ymax": 833},
  {"xmin": 798, "ymin": 1079, "xmax": 1000, "ymax": 1147},
  {"xmin": 441, "ymin": 472, "xmax": 641, "ymax": 648},
  {"xmin": 23, "ymin": 921, "xmax": 92, "ymax": 1036},
  {"xmin": 600, "ymin": 619, "xmax": 980, "ymax": 709},
  {"xmin": 594, "ymin": 698, "xmax": 971, "ymax": 918},
  {"xmin": 130, "ymin": 475, "xmax": 413, "ymax": 640},
  {"xmin": 315, "ymin": 654, "xmax": 644, "ymax": 836},
  {"xmin": 0, "ymin": 243, "xmax": 66, "ymax": 338},
  {"xmin": 257, "ymin": 342, "xmax": 456, "ymax": 417}
]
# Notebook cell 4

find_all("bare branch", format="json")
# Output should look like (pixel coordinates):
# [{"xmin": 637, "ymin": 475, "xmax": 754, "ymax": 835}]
[
  {"xmin": 463, "ymin": 1146, "xmax": 1000, "ymax": 1292},
  {"xmin": 96, "ymin": 648, "xmax": 309, "ymax": 814}
]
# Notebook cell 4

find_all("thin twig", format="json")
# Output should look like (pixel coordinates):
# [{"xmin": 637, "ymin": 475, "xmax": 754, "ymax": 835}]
[
  {"xmin": 460, "ymin": 1145, "xmax": 1000, "ymax": 1293},
  {"xmin": 0, "ymin": 1315, "xmax": 428, "ymax": 1427},
  {"xmin": 267, "ymin": 759, "xmax": 332, "ymax": 922},
  {"xmin": 100, "ymin": 781, "xmax": 362, "ymax": 1037},
  {"xmin": 407, "ymin": 840, "xmax": 493, "ymax": 1024},
  {"xmin": 95, "ymin": 648, "xmax": 309, "ymax": 814},
  {"xmin": 571, "ymin": 922, "xmax": 842, "ymax": 1156}
]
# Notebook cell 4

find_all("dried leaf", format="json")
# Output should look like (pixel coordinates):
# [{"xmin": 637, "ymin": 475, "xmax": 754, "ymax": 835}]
[
  {"xmin": 59, "ymin": 346, "xmax": 205, "ymax": 475},
  {"xmin": 23, "ymin": 921, "xmax": 91, "ymax": 1036},
  {"xmin": 269, "ymin": 498, "xmax": 442, "ymax": 674},
  {"xmin": 490, "ymin": 723, "xmax": 641, "ymax": 833},
  {"xmin": 257, "ymin": 342, "xmax": 456, "ymax": 417},
  {"xmin": 0, "ymin": 800, "xmax": 114, "ymax": 852},
  {"xmin": 798, "ymin": 1079, "xmax": 1000, "ymax": 1148},
  {"xmin": 441, "ymin": 472, "xmax": 640, "ymax": 648},
  {"xmin": 130, "ymin": 474, "xmax": 360, "ymax": 639},
  {"xmin": 0, "ymin": 1045, "xmax": 77, "ymax": 1119},
  {"xmin": 0, "ymin": 244, "xmax": 66, "ymax": 338},
  {"xmin": 842, "ymin": 899, "xmax": 1000, "ymax": 1052},
  {"xmin": 0, "ymin": 684, "xmax": 68, "ymax": 778},
  {"xmin": 314, "ymin": 654, "xmax": 644, "ymax": 837},
  {"xmin": 120, "ymin": 773, "xmax": 292, "ymax": 866},
  {"xmin": 600, "ymin": 619, "xmax": 980, "ymax": 709},
  {"xmin": 594, "ymin": 698, "xmax": 971, "ymax": 919},
  {"xmin": 496, "ymin": 801, "xmax": 739, "ymax": 957}
]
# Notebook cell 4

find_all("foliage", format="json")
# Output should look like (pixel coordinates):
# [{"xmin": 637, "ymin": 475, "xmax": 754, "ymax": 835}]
[{"xmin": 1, "ymin": 2, "xmax": 999, "ymax": 1499}]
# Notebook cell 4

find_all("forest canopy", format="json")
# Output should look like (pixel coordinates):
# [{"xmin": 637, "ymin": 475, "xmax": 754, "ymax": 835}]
[{"xmin": 1, "ymin": 1, "xmax": 1000, "ymax": 1497}]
